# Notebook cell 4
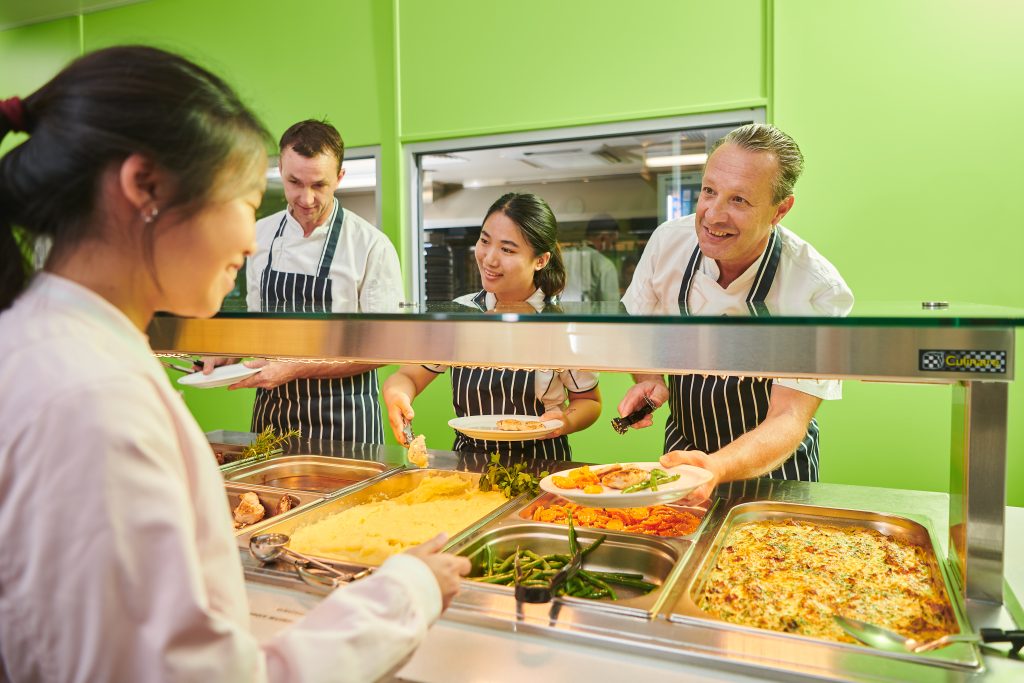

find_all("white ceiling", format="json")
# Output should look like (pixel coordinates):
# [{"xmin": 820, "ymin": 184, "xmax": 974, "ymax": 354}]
[
  {"xmin": 0, "ymin": 0, "xmax": 149, "ymax": 31},
  {"xmin": 420, "ymin": 129, "xmax": 716, "ymax": 186}
]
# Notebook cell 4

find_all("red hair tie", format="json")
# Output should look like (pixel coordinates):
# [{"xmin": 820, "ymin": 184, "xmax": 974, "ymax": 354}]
[{"xmin": 0, "ymin": 97, "xmax": 27, "ymax": 132}]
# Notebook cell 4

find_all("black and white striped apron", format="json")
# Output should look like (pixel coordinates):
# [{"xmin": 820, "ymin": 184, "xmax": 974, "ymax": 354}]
[
  {"xmin": 449, "ymin": 290, "xmax": 571, "ymax": 463},
  {"xmin": 251, "ymin": 204, "xmax": 384, "ymax": 444},
  {"xmin": 664, "ymin": 229, "xmax": 819, "ymax": 481}
]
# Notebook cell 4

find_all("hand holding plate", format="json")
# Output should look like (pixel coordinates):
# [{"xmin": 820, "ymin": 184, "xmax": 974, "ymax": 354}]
[
  {"xmin": 536, "ymin": 408, "xmax": 567, "ymax": 439},
  {"xmin": 228, "ymin": 359, "xmax": 296, "ymax": 390},
  {"xmin": 660, "ymin": 450, "xmax": 716, "ymax": 504}
]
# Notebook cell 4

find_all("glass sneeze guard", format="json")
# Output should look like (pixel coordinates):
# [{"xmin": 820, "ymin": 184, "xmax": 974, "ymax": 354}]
[{"xmin": 149, "ymin": 300, "xmax": 1020, "ymax": 611}]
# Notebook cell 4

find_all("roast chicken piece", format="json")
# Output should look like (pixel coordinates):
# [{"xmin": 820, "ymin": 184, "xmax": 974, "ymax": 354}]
[
  {"xmin": 233, "ymin": 491, "xmax": 266, "ymax": 528},
  {"xmin": 407, "ymin": 434, "xmax": 428, "ymax": 467},
  {"xmin": 276, "ymin": 495, "xmax": 296, "ymax": 516},
  {"xmin": 601, "ymin": 466, "xmax": 649, "ymax": 490}
]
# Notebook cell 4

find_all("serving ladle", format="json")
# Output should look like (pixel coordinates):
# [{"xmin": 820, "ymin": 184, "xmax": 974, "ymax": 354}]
[
  {"xmin": 833, "ymin": 615, "xmax": 1024, "ymax": 655},
  {"xmin": 249, "ymin": 533, "xmax": 371, "ymax": 586}
]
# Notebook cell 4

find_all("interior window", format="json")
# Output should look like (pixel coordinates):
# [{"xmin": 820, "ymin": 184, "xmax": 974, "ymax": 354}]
[{"xmin": 411, "ymin": 114, "xmax": 760, "ymax": 304}]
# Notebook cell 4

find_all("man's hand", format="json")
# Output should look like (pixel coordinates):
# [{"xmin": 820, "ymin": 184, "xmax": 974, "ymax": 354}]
[
  {"xmin": 198, "ymin": 356, "xmax": 239, "ymax": 374},
  {"xmin": 660, "ymin": 449, "xmax": 717, "ymax": 505},
  {"xmin": 617, "ymin": 378, "xmax": 669, "ymax": 429},
  {"xmin": 228, "ymin": 360, "xmax": 300, "ymax": 390},
  {"xmin": 404, "ymin": 533, "xmax": 472, "ymax": 610},
  {"xmin": 383, "ymin": 390, "xmax": 415, "ymax": 445}
]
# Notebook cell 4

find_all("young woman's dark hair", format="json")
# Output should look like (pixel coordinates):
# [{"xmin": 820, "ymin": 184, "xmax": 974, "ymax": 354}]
[
  {"xmin": 0, "ymin": 45, "xmax": 270, "ymax": 312},
  {"xmin": 483, "ymin": 192, "xmax": 566, "ymax": 298}
]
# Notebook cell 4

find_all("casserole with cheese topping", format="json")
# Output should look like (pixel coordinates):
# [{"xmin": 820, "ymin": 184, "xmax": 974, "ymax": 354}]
[{"xmin": 697, "ymin": 518, "xmax": 957, "ymax": 644}]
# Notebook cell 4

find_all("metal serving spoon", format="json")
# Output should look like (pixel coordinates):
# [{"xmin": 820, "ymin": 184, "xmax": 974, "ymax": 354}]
[
  {"xmin": 249, "ymin": 533, "xmax": 370, "ymax": 584},
  {"xmin": 833, "ymin": 615, "xmax": 1024, "ymax": 655}
]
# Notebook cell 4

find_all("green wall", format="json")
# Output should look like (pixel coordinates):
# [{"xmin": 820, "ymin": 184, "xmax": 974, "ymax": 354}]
[
  {"xmin": 0, "ymin": 17, "xmax": 79, "ymax": 155},
  {"xmin": 772, "ymin": 0, "xmax": 1024, "ymax": 506},
  {"xmin": 3, "ymin": 0, "xmax": 1021, "ymax": 505},
  {"xmin": 396, "ymin": 0, "xmax": 766, "ymax": 140}
]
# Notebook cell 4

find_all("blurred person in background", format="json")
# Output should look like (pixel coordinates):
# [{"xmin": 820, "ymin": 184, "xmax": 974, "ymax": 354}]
[{"xmin": 561, "ymin": 213, "xmax": 620, "ymax": 302}]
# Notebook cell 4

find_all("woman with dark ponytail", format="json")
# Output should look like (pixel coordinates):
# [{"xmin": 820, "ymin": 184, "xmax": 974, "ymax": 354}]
[
  {"xmin": 383, "ymin": 192, "xmax": 601, "ymax": 463},
  {"xmin": 0, "ymin": 46, "xmax": 467, "ymax": 682}
]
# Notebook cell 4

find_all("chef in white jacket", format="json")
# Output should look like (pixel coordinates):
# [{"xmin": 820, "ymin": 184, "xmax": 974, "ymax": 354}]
[
  {"xmin": 235, "ymin": 119, "xmax": 403, "ymax": 445},
  {"xmin": 0, "ymin": 46, "xmax": 468, "ymax": 683}
]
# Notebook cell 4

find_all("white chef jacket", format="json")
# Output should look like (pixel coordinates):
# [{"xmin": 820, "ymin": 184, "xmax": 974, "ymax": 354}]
[
  {"xmin": 423, "ymin": 288, "xmax": 599, "ymax": 410},
  {"xmin": 0, "ymin": 274, "xmax": 441, "ymax": 683},
  {"xmin": 561, "ymin": 245, "xmax": 619, "ymax": 302},
  {"xmin": 622, "ymin": 214, "xmax": 854, "ymax": 400},
  {"xmin": 246, "ymin": 200, "xmax": 403, "ymax": 312}
]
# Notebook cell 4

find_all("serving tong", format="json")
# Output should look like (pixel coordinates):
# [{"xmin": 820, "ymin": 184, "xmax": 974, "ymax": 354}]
[
  {"xmin": 161, "ymin": 358, "xmax": 203, "ymax": 374},
  {"xmin": 401, "ymin": 418, "xmax": 415, "ymax": 448},
  {"xmin": 513, "ymin": 514, "xmax": 602, "ymax": 606},
  {"xmin": 834, "ymin": 615, "xmax": 1024, "ymax": 656},
  {"xmin": 513, "ymin": 543, "xmax": 584, "ymax": 605},
  {"xmin": 249, "ymin": 532, "xmax": 371, "ymax": 590}
]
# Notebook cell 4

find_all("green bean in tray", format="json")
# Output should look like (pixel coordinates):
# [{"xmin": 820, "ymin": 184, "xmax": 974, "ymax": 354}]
[{"xmin": 470, "ymin": 513, "xmax": 657, "ymax": 601}]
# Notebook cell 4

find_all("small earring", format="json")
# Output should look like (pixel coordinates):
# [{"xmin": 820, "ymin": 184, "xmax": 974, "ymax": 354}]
[{"xmin": 142, "ymin": 206, "xmax": 160, "ymax": 224}]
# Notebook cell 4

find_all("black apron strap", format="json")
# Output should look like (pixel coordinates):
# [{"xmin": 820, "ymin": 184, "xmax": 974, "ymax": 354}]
[
  {"xmin": 746, "ymin": 228, "xmax": 782, "ymax": 315},
  {"xmin": 259, "ymin": 215, "xmax": 289, "ymax": 311},
  {"xmin": 317, "ymin": 202, "xmax": 344, "ymax": 279},
  {"xmin": 676, "ymin": 244, "xmax": 703, "ymax": 314}
]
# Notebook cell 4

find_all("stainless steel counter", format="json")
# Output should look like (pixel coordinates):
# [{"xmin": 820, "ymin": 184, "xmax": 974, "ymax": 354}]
[{"xmin": 242, "ymin": 469, "xmax": 1024, "ymax": 682}]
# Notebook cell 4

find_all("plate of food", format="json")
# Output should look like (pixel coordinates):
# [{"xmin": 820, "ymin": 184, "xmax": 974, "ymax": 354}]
[
  {"xmin": 178, "ymin": 363, "xmax": 262, "ymax": 389},
  {"xmin": 447, "ymin": 415, "xmax": 563, "ymax": 441},
  {"xmin": 539, "ymin": 462, "xmax": 713, "ymax": 507}
]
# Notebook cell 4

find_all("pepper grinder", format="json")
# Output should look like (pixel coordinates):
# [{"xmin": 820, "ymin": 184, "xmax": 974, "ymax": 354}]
[{"xmin": 611, "ymin": 395, "xmax": 658, "ymax": 434}]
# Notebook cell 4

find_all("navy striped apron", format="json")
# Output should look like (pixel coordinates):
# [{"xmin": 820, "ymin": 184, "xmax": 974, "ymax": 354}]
[
  {"xmin": 251, "ymin": 204, "xmax": 384, "ymax": 444},
  {"xmin": 451, "ymin": 290, "xmax": 571, "ymax": 463},
  {"xmin": 664, "ymin": 229, "xmax": 820, "ymax": 481}
]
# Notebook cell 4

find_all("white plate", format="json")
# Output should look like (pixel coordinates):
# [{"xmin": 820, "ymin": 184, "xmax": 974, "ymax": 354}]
[
  {"xmin": 177, "ymin": 363, "xmax": 262, "ymax": 389},
  {"xmin": 448, "ymin": 414, "xmax": 563, "ymax": 441},
  {"xmin": 539, "ymin": 462, "xmax": 713, "ymax": 507}
]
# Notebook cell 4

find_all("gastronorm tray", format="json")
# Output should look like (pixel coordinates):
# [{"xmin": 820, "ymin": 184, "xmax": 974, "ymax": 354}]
[
  {"xmin": 226, "ymin": 483, "xmax": 324, "ymax": 547},
  {"xmin": 450, "ymin": 522, "xmax": 686, "ymax": 618},
  {"xmin": 518, "ymin": 492, "xmax": 714, "ymax": 541},
  {"xmin": 224, "ymin": 455, "xmax": 392, "ymax": 494},
  {"xmin": 249, "ymin": 468, "xmax": 522, "ymax": 567},
  {"xmin": 668, "ymin": 501, "xmax": 978, "ymax": 669}
]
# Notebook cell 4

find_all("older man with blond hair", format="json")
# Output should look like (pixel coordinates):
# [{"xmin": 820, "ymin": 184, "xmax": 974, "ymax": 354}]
[{"xmin": 619, "ymin": 123, "xmax": 853, "ymax": 499}]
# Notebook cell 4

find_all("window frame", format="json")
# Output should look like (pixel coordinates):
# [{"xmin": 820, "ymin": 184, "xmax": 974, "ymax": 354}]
[{"xmin": 402, "ymin": 109, "xmax": 766, "ymax": 305}]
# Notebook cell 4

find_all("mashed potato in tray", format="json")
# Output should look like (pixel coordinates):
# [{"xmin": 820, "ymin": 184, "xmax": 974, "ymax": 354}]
[{"xmin": 289, "ymin": 474, "xmax": 506, "ymax": 565}]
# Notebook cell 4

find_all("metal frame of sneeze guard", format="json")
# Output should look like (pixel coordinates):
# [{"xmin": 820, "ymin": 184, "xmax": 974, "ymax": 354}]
[{"xmin": 149, "ymin": 312, "xmax": 1017, "ymax": 616}]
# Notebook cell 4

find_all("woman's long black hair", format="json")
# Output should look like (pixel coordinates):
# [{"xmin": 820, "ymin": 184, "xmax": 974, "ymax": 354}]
[
  {"xmin": 482, "ymin": 192, "xmax": 566, "ymax": 298},
  {"xmin": 0, "ymin": 45, "xmax": 270, "ymax": 311}
]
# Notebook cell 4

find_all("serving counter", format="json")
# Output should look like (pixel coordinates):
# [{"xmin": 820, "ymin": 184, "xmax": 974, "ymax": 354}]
[{"xmin": 151, "ymin": 301, "xmax": 1024, "ymax": 681}]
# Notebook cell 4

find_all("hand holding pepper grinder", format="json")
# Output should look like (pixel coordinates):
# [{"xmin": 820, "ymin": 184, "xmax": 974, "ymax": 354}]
[{"xmin": 611, "ymin": 394, "xmax": 658, "ymax": 434}]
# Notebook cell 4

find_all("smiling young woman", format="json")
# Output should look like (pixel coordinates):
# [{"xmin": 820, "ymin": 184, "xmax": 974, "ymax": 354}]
[
  {"xmin": 0, "ymin": 45, "xmax": 468, "ymax": 682},
  {"xmin": 383, "ymin": 192, "xmax": 602, "ymax": 465}
]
